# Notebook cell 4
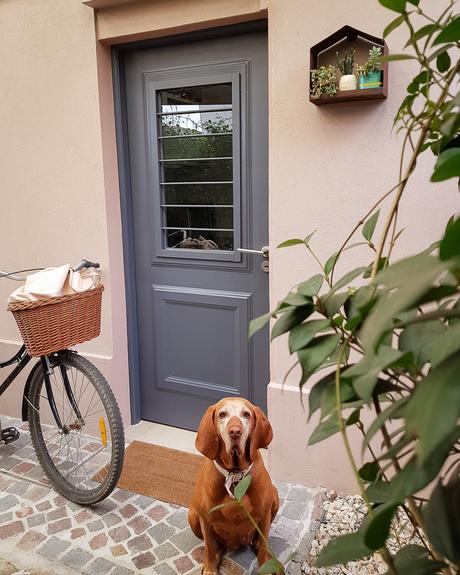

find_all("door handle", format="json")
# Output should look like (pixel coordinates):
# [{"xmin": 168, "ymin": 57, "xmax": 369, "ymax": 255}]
[{"xmin": 237, "ymin": 246, "xmax": 269, "ymax": 258}]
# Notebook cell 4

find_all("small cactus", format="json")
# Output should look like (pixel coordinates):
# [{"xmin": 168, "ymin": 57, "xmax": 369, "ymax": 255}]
[{"xmin": 336, "ymin": 48, "xmax": 355, "ymax": 75}]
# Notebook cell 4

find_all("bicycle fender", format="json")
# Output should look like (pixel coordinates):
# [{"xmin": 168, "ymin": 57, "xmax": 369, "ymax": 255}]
[{"xmin": 22, "ymin": 360, "xmax": 43, "ymax": 422}]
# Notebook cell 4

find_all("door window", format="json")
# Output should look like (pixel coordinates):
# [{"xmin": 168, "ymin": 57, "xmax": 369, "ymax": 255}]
[{"xmin": 148, "ymin": 69, "xmax": 243, "ymax": 261}]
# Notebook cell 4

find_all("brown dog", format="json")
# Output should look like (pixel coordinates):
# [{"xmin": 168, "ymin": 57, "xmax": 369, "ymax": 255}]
[{"xmin": 188, "ymin": 397, "xmax": 279, "ymax": 575}]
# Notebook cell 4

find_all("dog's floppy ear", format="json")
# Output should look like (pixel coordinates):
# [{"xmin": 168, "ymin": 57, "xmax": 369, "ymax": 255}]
[
  {"xmin": 195, "ymin": 405, "xmax": 220, "ymax": 460},
  {"xmin": 250, "ymin": 406, "xmax": 273, "ymax": 460}
]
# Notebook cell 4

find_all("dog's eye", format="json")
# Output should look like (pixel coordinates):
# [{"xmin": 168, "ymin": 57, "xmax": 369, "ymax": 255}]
[
  {"xmin": 242, "ymin": 411, "xmax": 251, "ymax": 419},
  {"xmin": 218, "ymin": 411, "xmax": 227, "ymax": 419}
]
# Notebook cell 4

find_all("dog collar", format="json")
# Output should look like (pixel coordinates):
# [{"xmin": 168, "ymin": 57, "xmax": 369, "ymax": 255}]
[{"xmin": 213, "ymin": 460, "xmax": 254, "ymax": 499}]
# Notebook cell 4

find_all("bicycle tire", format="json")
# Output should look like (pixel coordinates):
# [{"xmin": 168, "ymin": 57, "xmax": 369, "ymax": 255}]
[{"xmin": 27, "ymin": 351, "xmax": 125, "ymax": 505}]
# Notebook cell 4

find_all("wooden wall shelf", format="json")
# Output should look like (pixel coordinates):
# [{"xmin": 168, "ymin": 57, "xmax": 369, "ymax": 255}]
[{"xmin": 309, "ymin": 25, "xmax": 388, "ymax": 105}]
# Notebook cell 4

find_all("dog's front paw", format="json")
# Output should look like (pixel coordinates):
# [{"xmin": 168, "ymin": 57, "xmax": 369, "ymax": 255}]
[{"xmin": 201, "ymin": 568, "xmax": 218, "ymax": 575}]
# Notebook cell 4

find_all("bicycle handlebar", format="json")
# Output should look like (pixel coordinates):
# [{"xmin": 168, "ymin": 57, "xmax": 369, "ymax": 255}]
[
  {"xmin": 1, "ymin": 259, "xmax": 100, "ymax": 281},
  {"xmin": 74, "ymin": 259, "xmax": 100, "ymax": 272}
]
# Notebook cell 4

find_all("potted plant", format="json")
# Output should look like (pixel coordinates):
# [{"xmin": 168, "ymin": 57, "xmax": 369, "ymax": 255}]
[
  {"xmin": 356, "ymin": 45, "xmax": 383, "ymax": 89},
  {"xmin": 310, "ymin": 65, "xmax": 337, "ymax": 99},
  {"xmin": 336, "ymin": 48, "xmax": 357, "ymax": 91}
]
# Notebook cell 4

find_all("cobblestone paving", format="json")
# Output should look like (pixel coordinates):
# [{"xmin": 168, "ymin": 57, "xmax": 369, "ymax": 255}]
[{"xmin": 0, "ymin": 415, "xmax": 324, "ymax": 575}]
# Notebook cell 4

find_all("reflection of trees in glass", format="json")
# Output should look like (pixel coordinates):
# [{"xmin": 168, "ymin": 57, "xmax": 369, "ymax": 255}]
[
  {"xmin": 161, "ymin": 117, "xmax": 232, "ymax": 159},
  {"xmin": 160, "ymin": 116, "xmax": 234, "ymax": 251}
]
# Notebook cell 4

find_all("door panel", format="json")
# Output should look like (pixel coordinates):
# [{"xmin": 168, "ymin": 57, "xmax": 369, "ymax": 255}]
[{"xmin": 124, "ymin": 30, "xmax": 268, "ymax": 430}]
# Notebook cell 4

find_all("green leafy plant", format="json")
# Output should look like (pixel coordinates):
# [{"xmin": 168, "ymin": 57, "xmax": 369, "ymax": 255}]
[
  {"xmin": 253, "ymin": 1, "xmax": 460, "ymax": 573},
  {"xmin": 357, "ymin": 45, "xmax": 383, "ymax": 76},
  {"xmin": 336, "ymin": 48, "xmax": 356, "ymax": 75},
  {"xmin": 310, "ymin": 65, "xmax": 337, "ymax": 98}
]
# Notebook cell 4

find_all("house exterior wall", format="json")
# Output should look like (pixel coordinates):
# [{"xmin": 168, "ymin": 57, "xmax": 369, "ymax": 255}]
[{"xmin": 0, "ymin": 0, "xmax": 456, "ymax": 492}]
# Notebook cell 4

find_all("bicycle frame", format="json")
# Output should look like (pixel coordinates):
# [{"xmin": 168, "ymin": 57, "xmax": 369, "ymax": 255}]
[
  {"xmin": 0, "ymin": 345, "xmax": 83, "ymax": 433},
  {"xmin": 0, "ymin": 345, "xmax": 32, "ymax": 395}
]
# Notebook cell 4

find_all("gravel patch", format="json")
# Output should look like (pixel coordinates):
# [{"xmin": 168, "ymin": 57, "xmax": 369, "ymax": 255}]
[{"xmin": 302, "ymin": 490, "xmax": 421, "ymax": 575}]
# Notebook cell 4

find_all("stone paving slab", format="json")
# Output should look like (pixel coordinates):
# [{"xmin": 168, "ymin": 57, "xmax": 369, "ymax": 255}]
[{"xmin": 0, "ymin": 415, "xmax": 324, "ymax": 575}]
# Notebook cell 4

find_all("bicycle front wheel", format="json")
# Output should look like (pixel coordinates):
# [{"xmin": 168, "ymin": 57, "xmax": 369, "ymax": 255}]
[{"xmin": 28, "ymin": 351, "xmax": 125, "ymax": 505}]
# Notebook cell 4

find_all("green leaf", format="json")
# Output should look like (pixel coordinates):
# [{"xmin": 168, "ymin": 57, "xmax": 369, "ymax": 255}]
[
  {"xmin": 298, "ymin": 334, "xmax": 341, "ymax": 386},
  {"xmin": 428, "ymin": 43, "xmax": 455, "ymax": 62},
  {"xmin": 361, "ymin": 255, "xmax": 448, "ymax": 351},
  {"xmin": 324, "ymin": 243, "xmax": 367, "ymax": 277},
  {"xmin": 258, "ymin": 558, "xmax": 284, "ymax": 574},
  {"xmin": 406, "ymin": 353, "xmax": 460, "ymax": 463},
  {"xmin": 404, "ymin": 24, "xmax": 438, "ymax": 47},
  {"xmin": 362, "ymin": 210, "xmax": 380, "ymax": 241},
  {"xmin": 404, "ymin": 24, "xmax": 436, "ymax": 47},
  {"xmin": 297, "ymin": 274, "xmax": 324, "ymax": 297},
  {"xmin": 383, "ymin": 13, "xmax": 406, "ymax": 37},
  {"xmin": 324, "ymin": 252, "xmax": 338, "ymax": 276},
  {"xmin": 345, "ymin": 408, "xmax": 361, "ymax": 426},
  {"xmin": 436, "ymin": 50, "xmax": 451, "ymax": 73},
  {"xmin": 249, "ymin": 312, "xmax": 271, "ymax": 339},
  {"xmin": 315, "ymin": 531, "xmax": 372, "ymax": 567},
  {"xmin": 324, "ymin": 267, "xmax": 368, "ymax": 300},
  {"xmin": 378, "ymin": 0, "xmax": 406, "ymax": 13},
  {"xmin": 430, "ymin": 322, "xmax": 460, "ymax": 367},
  {"xmin": 234, "ymin": 473, "xmax": 252, "ymax": 501},
  {"xmin": 363, "ymin": 257, "xmax": 388, "ymax": 279},
  {"xmin": 359, "ymin": 462, "xmax": 380, "ymax": 483},
  {"xmin": 304, "ymin": 230, "xmax": 317, "ymax": 245},
  {"xmin": 271, "ymin": 304, "xmax": 313, "ymax": 341},
  {"xmin": 363, "ymin": 502, "xmax": 399, "ymax": 550},
  {"xmin": 440, "ymin": 113, "xmax": 460, "ymax": 138},
  {"xmin": 323, "ymin": 292, "xmax": 350, "ymax": 317},
  {"xmin": 277, "ymin": 238, "xmax": 305, "ymax": 248},
  {"xmin": 440, "ymin": 217, "xmax": 460, "ymax": 260},
  {"xmin": 378, "ymin": 433, "xmax": 413, "ymax": 461},
  {"xmin": 282, "ymin": 292, "xmax": 312, "ymax": 307},
  {"xmin": 308, "ymin": 413, "xmax": 343, "ymax": 445},
  {"xmin": 431, "ymin": 148, "xmax": 460, "ymax": 182},
  {"xmin": 399, "ymin": 319, "xmax": 446, "ymax": 368},
  {"xmin": 289, "ymin": 319, "xmax": 331, "ymax": 353},
  {"xmin": 366, "ymin": 481, "xmax": 392, "ymax": 503},
  {"xmin": 345, "ymin": 286, "xmax": 378, "ymax": 330},
  {"xmin": 386, "ymin": 428, "xmax": 460, "ymax": 501},
  {"xmin": 391, "ymin": 545, "xmax": 447, "ymax": 575},
  {"xmin": 433, "ymin": 15, "xmax": 460, "ymax": 44},
  {"xmin": 320, "ymin": 379, "xmax": 355, "ymax": 420},
  {"xmin": 363, "ymin": 397, "xmax": 409, "ymax": 452},
  {"xmin": 308, "ymin": 372, "xmax": 335, "ymax": 420},
  {"xmin": 343, "ymin": 347, "xmax": 412, "ymax": 399},
  {"xmin": 379, "ymin": 54, "xmax": 417, "ymax": 61},
  {"xmin": 424, "ymin": 479, "xmax": 460, "ymax": 563},
  {"xmin": 375, "ymin": 253, "xmax": 443, "ymax": 289},
  {"xmin": 416, "ymin": 284, "xmax": 458, "ymax": 306}
]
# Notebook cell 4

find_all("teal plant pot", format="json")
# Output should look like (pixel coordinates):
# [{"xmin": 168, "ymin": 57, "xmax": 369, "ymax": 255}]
[{"xmin": 359, "ymin": 71, "xmax": 382, "ymax": 90}]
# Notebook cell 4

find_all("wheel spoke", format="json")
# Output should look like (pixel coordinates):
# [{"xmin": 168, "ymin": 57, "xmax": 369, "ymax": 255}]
[{"xmin": 27, "ymin": 355, "xmax": 123, "ymax": 504}]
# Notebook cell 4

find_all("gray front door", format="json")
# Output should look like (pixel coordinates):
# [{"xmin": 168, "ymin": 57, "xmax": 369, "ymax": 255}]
[{"xmin": 123, "ymin": 28, "xmax": 268, "ymax": 430}]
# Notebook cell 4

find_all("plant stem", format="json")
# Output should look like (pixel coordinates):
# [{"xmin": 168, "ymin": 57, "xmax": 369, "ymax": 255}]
[
  {"xmin": 335, "ymin": 342, "xmax": 398, "ymax": 574},
  {"xmin": 330, "ymin": 182, "xmax": 403, "ymax": 284},
  {"xmin": 373, "ymin": 396, "xmax": 449, "ymax": 569},
  {"xmin": 238, "ymin": 501, "xmax": 283, "ymax": 572}
]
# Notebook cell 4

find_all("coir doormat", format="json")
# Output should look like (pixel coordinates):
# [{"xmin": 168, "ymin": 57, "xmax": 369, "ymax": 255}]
[{"xmin": 108, "ymin": 441, "xmax": 203, "ymax": 508}]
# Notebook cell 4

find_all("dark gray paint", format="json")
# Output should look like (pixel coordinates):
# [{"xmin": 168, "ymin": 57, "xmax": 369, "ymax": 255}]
[{"xmin": 121, "ymin": 30, "xmax": 268, "ymax": 430}]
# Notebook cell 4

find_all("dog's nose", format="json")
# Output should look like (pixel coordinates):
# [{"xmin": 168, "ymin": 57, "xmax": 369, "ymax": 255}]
[{"xmin": 228, "ymin": 426, "xmax": 242, "ymax": 439}]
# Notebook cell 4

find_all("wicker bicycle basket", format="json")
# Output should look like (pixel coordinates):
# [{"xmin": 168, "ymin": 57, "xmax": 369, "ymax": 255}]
[{"xmin": 7, "ymin": 285, "xmax": 104, "ymax": 357}]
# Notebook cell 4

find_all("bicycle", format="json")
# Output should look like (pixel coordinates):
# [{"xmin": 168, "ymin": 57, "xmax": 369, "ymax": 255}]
[{"xmin": 0, "ymin": 259, "xmax": 125, "ymax": 505}]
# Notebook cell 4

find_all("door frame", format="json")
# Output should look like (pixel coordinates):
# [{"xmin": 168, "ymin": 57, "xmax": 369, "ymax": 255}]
[{"xmin": 112, "ymin": 20, "xmax": 268, "ymax": 424}]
